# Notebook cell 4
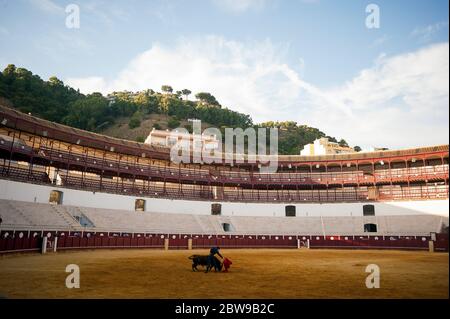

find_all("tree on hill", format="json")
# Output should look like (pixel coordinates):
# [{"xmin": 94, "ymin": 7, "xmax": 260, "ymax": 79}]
[
  {"xmin": 195, "ymin": 92, "xmax": 221, "ymax": 107},
  {"xmin": 0, "ymin": 64, "xmax": 82, "ymax": 122},
  {"xmin": 63, "ymin": 93, "xmax": 111, "ymax": 131},
  {"xmin": 168, "ymin": 117, "xmax": 180, "ymax": 129},
  {"xmin": 48, "ymin": 76, "xmax": 64, "ymax": 86},
  {"xmin": 0, "ymin": 65, "xmax": 353, "ymax": 156},
  {"xmin": 128, "ymin": 111, "xmax": 142, "ymax": 129},
  {"xmin": 338, "ymin": 139, "xmax": 349, "ymax": 147},
  {"xmin": 2, "ymin": 64, "xmax": 17, "ymax": 85},
  {"xmin": 0, "ymin": 72, "xmax": 6, "ymax": 97},
  {"xmin": 258, "ymin": 121, "xmax": 339, "ymax": 155},
  {"xmin": 181, "ymin": 89, "xmax": 191, "ymax": 100},
  {"xmin": 161, "ymin": 85, "xmax": 173, "ymax": 94},
  {"xmin": 327, "ymin": 136, "xmax": 338, "ymax": 143}
]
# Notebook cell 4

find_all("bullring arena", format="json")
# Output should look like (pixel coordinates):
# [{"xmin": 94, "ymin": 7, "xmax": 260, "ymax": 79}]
[
  {"xmin": 0, "ymin": 249, "xmax": 448, "ymax": 298},
  {"xmin": 0, "ymin": 105, "xmax": 449, "ymax": 299}
]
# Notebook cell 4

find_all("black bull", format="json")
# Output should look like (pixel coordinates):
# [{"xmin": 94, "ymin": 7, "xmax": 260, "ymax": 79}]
[{"xmin": 188, "ymin": 255, "xmax": 223, "ymax": 273}]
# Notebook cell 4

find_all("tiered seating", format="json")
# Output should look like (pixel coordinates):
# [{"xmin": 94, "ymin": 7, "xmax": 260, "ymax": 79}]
[
  {"xmin": 0, "ymin": 199, "xmax": 446, "ymax": 236},
  {"xmin": 0, "ymin": 200, "xmax": 33, "ymax": 227},
  {"xmin": 227, "ymin": 216, "xmax": 324, "ymax": 235},
  {"xmin": 2, "ymin": 142, "xmax": 448, "ymax": 190},
  {"xmin": 322, "ymin": 216, "xmax": 361, "ymax": 235},
  {"xmin": 381, "ymin": 215, "xmax": 444, "ymax": 235},
  {"xmin": 193, "ymin": 214, "xmax": 225, "ymax": 233},
  {"xmin": 0, "ymin": 199, "xmax": 77, "ymax": 229},
  {"xmin": 77, "ymin": 207, "xmax": 205, "ymax": 234},
  {"xmin": 2, "ymin": 162, "xmax": 448, "ymax": 203}
]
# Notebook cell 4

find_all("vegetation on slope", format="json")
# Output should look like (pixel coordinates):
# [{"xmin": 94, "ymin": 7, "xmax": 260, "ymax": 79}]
[{"xmin": 0, "ymin": 64, "xmax": 359, "ymax": 154}]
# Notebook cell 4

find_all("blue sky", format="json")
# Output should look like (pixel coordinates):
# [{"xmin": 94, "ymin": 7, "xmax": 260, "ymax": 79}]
[{"xmin": 0, "ymin": 0, "xmax": 448, "ymax": 149}]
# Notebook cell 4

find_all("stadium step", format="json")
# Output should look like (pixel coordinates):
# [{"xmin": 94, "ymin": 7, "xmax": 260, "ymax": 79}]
[
  {"xmin": 50, "ymin": 205, "xmax": 79, "ymax": 229},
  {"xmin": 6, "ymin": 201, "xmax": 35, "ymax": 226}
]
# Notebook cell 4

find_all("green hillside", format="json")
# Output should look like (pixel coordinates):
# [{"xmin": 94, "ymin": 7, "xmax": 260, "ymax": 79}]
[{"xmin": 0, "ymin": 64, "xmax": 358, "ymax": 154}]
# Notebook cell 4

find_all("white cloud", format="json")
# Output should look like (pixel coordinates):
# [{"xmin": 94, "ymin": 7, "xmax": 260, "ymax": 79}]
[
  {"xmin": 66, "ymin": 37, "xmax": 449, "ymax": 150},
  {"xmin": 66, "ymin": 76, "xmax": 107, "ymax": 93},
  {"xmin": 212, "ymin": 0, "xmax": 270, "ymax": 13},
  {"xmin": 28, "ymin": 0, "xmax": 64, "ymax": 14},
  {"xmin": 411, "ymin": 21, "xmax": 449, "ymax": 43},
  {"xmin": 315, "ymin": 42, "xmax": 449, "ymax": 149},
  {"xmin": 370, "ymin": 34, "xmax": 389, "ymax": 48}
]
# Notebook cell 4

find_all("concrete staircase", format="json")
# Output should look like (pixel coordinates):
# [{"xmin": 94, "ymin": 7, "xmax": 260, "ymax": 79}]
[
  {"xmin": 5, "ymin": 200, "xmax": 35, "ymax": 226},
  {"xmin": 50, "ymin": 205, "xmax": 80, "ymax": 228}
]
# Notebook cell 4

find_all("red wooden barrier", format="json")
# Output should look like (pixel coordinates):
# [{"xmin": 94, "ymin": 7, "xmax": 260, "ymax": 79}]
[{"xmin": 0, "ymin": 231, "xmax": 447, "ymax": 253}]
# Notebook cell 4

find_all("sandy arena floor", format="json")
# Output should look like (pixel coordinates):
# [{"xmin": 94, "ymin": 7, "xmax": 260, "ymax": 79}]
[{"xmin": 0, "ymin": 248, "xmax": 447, "ymax": 298}]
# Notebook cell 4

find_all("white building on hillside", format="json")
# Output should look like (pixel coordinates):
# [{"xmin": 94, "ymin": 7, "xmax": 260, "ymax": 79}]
[
  {"xmin": 145, "ymin": 128, "xmax": 219, "ymax": 151},
  {"xmin": 300, "ymin": 137, "xmax": 355, "ymax": 156}
]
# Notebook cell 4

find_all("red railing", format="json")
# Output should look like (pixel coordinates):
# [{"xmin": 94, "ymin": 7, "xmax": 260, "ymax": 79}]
[
  {"xmin": 1, "ymin": 142, "xmax": 448, "ymax": 188},
  {"xmin": 1, "ymin": 231, "xmax": 447, "ymax": 253},
  {"xmin": 1, "ymin": 165, "xmax": 448, "ymax": 203}
]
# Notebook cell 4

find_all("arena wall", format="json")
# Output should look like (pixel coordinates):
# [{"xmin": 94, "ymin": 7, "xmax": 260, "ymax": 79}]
[{"xmin": 1, "ymin": 179, "xmax": 448, "ymax": 218}]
